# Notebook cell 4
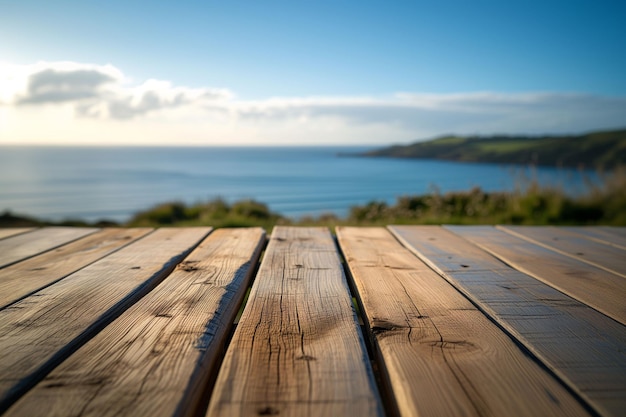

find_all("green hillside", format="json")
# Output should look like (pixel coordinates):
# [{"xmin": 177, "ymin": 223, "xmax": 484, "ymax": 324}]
[{"xmin": 362, "ymin": 129, "xmax": 626, "ymax": 169}]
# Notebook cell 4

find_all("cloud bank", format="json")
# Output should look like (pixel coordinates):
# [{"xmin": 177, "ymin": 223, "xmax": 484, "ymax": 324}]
[
  {"xmin": 1, "ymin": 62, "xmax": 232, "ymax": 120},
  {"xmin": 2, "ymin": 61, "xmax": 626, "ymax": 145}
]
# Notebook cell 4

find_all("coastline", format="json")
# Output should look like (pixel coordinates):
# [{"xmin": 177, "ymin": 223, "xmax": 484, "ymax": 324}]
[
  {"xmin": 3, "ymin": 168, "xmax": 624, "ymax": 228},
  {"xmin": 356, "ymin": 129, "xmax": 626, "ymax": 170}
]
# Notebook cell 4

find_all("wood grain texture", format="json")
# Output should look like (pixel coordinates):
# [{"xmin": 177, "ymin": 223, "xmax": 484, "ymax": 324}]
[
  {"xmin": 0, "ymin": 227, "xmax": 98, "ymax": 269},
  {"xmin": 0, "ymin": 229, "xmax": 35, "ymax": 240},
  {"xmin": 206, "ymin": 227, "xmax": 383, "ymax": 417},
  {"xmin": 498, "ymin": 226, "xmax": 626, "ymax": 278},
  {"xmin": 0, "ymin": 228, "xmax": 152, "ymax": 308},
  {"xmin": 0, "ymin": 227, "xmax": 211, "ymax": 413},
  {"xmin": 389, "ymin": 225, "xmax": 626, "ymax": 417},
  {"xmin": 6, "ymin": 228, "xmax": 265, "ymax": 417},
  {"xmin": 561, "ymin": 227, "xmax": 626, "ymax": 250},
  {"xmin": 337, "ymin": 227, "xmax": 589, "ymax": 417},
  {"xmin": 446, "ymin": 226, "xmax": 626, "ymax": 325}
]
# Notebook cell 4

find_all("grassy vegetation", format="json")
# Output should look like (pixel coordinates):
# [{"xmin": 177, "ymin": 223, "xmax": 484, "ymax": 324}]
[
  {"xmin": 126, "ymin": 198, "xmax": 285, "ymax": 230},
  {"xmin": 363, "ymin": 128, "xmax": 626, "ymax": 169},
  {"xmin": 476, "ymin": 140, "xmax": 536, "ymax": 153},
  {"xmin": 3, "ymin": 167, "xmax": 624, "ymax": 229}
]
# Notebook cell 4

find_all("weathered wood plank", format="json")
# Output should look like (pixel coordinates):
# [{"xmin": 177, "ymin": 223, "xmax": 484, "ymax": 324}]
[
  {"xmin": 562, "ymin": 227, "xmax": 626, "ymax": 250},
  {"xmin": 446, "ymin": 226, "xmax": 626, "ymax": 325},
  {"xmin": 598, "ymin": 226, "xmax": 626, "ymax": 238},
  {"xmin": 389, "ymin": 225, "xmax": 626, "ymax": 417},
  {"xmin": 0, "ymin": 228, "xmax": 35, "ymax": 240},
  {"xmin": 5, "ymin": 228, "xmax": 265, "ymax": 417},
  {"xmin": 0, "ymin": 227, "xmax": 98, "ymax": 268},
  {"xmin": 0, "ymin": 227, "xmax": 211, "ymax": 413},
  {"xmin": 337, "ymin": 227, "xmax": 589, "ymax": 417},
  {"xmin": 0, "ymin": 228, "xmax": 152, "ymax": 308},
  {"xmin": 498, "ymin": 225, "xmax": 626, "ymax": 278},
  {"xmin": 206, "ymin": 227, "xmax": 383, "ymax": 417}
]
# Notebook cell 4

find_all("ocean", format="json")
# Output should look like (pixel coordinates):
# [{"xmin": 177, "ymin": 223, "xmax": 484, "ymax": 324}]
[{"xmin": 0, "ymin": 146, "xmax": 598, "ymax": 222}]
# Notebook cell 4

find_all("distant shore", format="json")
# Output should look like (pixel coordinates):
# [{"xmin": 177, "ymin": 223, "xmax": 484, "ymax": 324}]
[{"xmin": 353, "ymin": 128, "xmax": 626, "ymax": 170}]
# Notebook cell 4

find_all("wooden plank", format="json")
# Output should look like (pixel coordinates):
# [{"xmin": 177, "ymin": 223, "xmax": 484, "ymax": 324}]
[
  {"xmin": 0, "ymin": 228, "xmax": 35, "ymax": 240},
  {"xmin": 498, "ymin": 226, "xmax": 626, "ymax": 278},
  {"xmin": 446, "ymin": 226, "xmax": 626, "ymax": 325},
  {"xmin": 337, "ymin": 227, "xmax": 589, "ymax": 417},
  {"xmin": 562, "ymin": 227, "xmax": 626, "ymax": 250},
  {"xmin": 0, "ymin": 228, "xmax": 153, "ymax": 308},
  {"xmin": 598, "ymin": 226, "xmax": 626, "ymax": 238},
  {"xmin": 0, "ymin": 227, "xmax": 211, "ymax": 413},
  {"xmin": 0, "ymin": 227, "xmax": 98, "ymax": 268},
  {"xmin": 389, "ymin": 225, "xmax": 626, "ymax": 417},
  {"xmin": 206, "ymin": 227, "xmax": 383, "ymax": 417},
  {"xmin": 5, "ymin": 228, "xmax": 265, "ymax": 417}
]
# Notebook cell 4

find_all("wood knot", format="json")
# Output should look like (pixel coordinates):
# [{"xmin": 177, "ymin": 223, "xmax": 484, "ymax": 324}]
[
  {"xmin": 372, "ymin": 326, "xmax": 395, "ymax": 335},
  {"xmin": 178, "ymin": 261, "xmax": 199, "ymax": 272},
  {"xmin": 460, "ymin": 264, "xmax": 470, "ymax": 268},
  {"xmin": 258, "ymin": 406, "xmax": 279, "ymax": 415},
  {"xmin": 371, "ymin": 320, "xmax": 398, "ymax": 335},
  {"xmin": 43, "ymin": 382, "xmax": 65, "ymax": 389},
  {"xmin": 130, "ymin": 266, "xmax": 141, "ymax": 270},
  {"xmin": 296, "ymin": 355, "xmax": 317, "ymax": 361}
]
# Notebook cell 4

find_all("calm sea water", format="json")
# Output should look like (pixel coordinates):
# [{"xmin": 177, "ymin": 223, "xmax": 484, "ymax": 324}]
[{"xmin": 0, "ymin": 146, "xmax": 598, "ymax": 222}]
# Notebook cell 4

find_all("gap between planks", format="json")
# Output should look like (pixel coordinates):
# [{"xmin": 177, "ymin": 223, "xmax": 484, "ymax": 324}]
[
  {"xmin": 497, "ymin": 226, "xmax": 626, "ymax": 278},
  {"xmin": 561, "ymin": 227, "xmax": 626, "ymax": 250},
  {"xmin": 0, "ymin": 228, "xmax": 35, "ymax": 241},
  {"xmin": 0, "ymin": 227, "xmax": 99, "ymax": 269}
]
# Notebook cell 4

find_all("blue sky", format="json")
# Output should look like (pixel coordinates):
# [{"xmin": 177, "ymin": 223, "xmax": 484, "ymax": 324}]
[{"xmin": 1, "ymin": 0, "xmax": 625, "ymax": 145}]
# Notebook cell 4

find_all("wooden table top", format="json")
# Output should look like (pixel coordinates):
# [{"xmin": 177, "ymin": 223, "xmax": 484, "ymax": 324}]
[{"xmin": 0, "ymin": 226, "xmax": 624, "ymax": 417}]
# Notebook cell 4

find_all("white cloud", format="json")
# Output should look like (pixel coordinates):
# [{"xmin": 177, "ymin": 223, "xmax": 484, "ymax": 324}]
[
  {"xmin": 1, "ymin": 61, "xmax": 232, "ymax": 120},
  {"xmin": 75, "ymin": 78, "xmax": 233, "ymax": 120},
  {"xmin": 1, "ymin": 61, "xmax": 625, "ymax": 145},
  {"xmin": 1, "ymin": 62, "xmax": 122, "ymax": 105}
]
